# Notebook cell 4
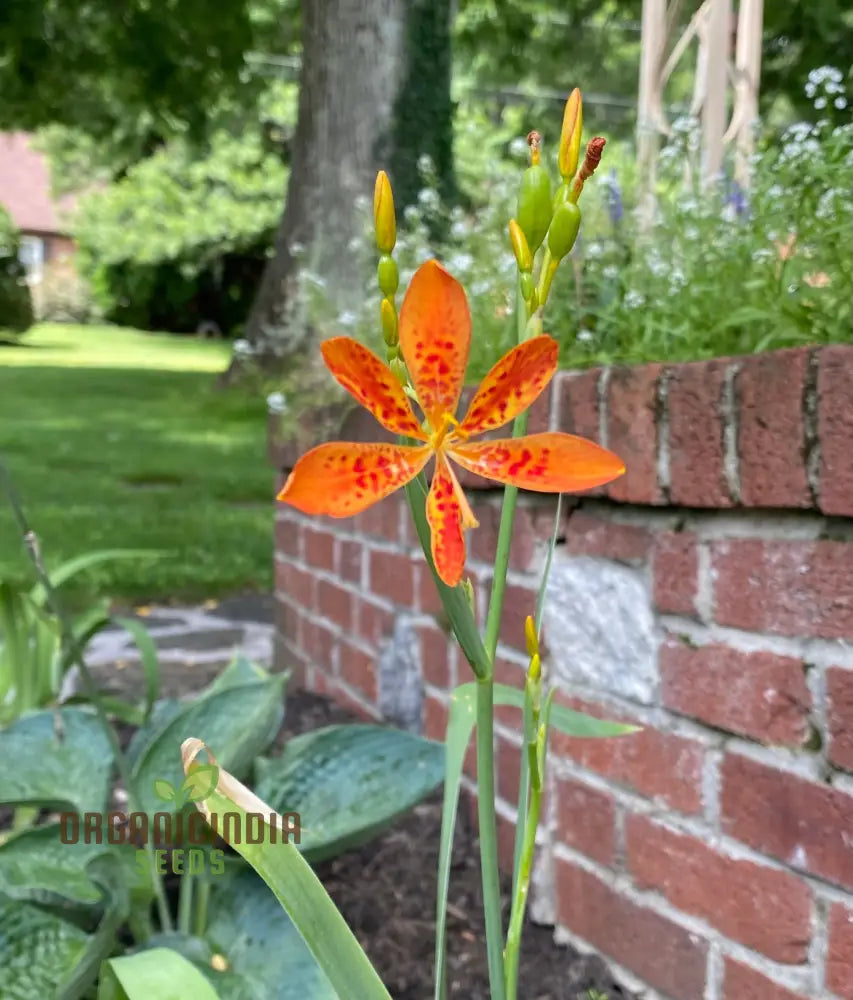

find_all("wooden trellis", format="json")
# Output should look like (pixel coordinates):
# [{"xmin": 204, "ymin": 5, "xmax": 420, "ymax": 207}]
[{"xmin": 637, "ymin": 0, "xmax": 764, "ymax": 216}]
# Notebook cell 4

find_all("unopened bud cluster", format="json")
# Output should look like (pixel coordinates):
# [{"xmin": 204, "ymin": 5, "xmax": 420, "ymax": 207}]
[
  {"xmin": 374, "ymin": 171, "xmax": 400, "ymax": 363},
  {"xmin": 513, "ymin": 89, "xmax": 607, "ymax": 314}
]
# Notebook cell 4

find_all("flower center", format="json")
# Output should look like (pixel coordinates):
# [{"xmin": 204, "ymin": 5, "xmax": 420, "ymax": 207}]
[{"xmin": 430, "ymin": 414, "xmax": 468, "ymax": 452}]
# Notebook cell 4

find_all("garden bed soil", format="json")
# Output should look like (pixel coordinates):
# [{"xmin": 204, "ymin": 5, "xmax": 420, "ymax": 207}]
[{"xmin": 281, "ymin": 691, "xmax": 635, "ymax": 1000}]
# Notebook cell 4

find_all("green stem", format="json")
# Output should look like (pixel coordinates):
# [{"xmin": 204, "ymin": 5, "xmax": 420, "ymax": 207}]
[
  {"xmin": 503, "ymin": 774, "xmax": 542, "ymax": 1000},
  {"xmin": 0, "ymin": 457, "xmax": 174, "ymax": 933},
  {"xmin": 178, "ymin": 870, "xmax": 195, "ymax": 935},
  {"xmin": 476, "ymin": 676, "xmax": 505, "ymax": 1000},
  {"xmin": 194, "ymin": 877, "xmax": 211, "ymax": 937}
]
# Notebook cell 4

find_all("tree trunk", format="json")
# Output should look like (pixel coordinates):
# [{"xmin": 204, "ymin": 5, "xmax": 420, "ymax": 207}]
[{"xmin": 228, "ymin": 0, "xmax": 455, "ymax": 379}]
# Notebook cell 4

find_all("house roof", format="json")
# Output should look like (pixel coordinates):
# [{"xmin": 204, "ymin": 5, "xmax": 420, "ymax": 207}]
[{"xmin": 0, "ymin": 131, "xmax": 76, "ymax": 235}]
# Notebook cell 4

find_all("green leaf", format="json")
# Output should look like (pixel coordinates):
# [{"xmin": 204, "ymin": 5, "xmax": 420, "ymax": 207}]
[
  {"xmin": 131, "ymin": 675, "xmax": 284, "ymax": 816},
  {"xmin": 28, "ymin": 550, "xmax": 158, "ymax": 608},
  {"xmin": 0, "ymin": 707, "xmax": 113, "ymax": 814},
  {"xmin": 203, "ymin": 868, "xmax": 337, "ymax": 1000},
  {"xmin": 182, "ymin": 740, "xmax": 392, "ymax": 1000},
  {"xmin": 433, "ymin": 683, "xmax": 477, "ymax": 1000},
  {"xmin": 493, "ymin": 683, "xmax": 640, "ymax": 738},
  {"xmin": 0, "ymin": 893, "xmax": 89, "ymax": 999},
  {"xmin": 111, "ymin": 615, "xmax": 161, "ymax": 720},
  {"xmin": 255, "ymin": 724, "xmax": 444, "ymax": 862},
  {"xmin": 98, "ymin": 948, "xmax": 222, "ymax": 1000},
  {"xmin": 180, "ymin": 764, "xmax": 220, "ymax": 804}
]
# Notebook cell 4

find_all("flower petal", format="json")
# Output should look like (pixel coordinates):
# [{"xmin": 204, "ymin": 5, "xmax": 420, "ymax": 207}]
[
  {"xmin": 449, "ymin": 433, "xmax": 625, "ymax": 492},
  {"xmin": 278, "ymin": 442, "xmax": 430, "ymax": 516},
  {"xmin": 398, "ymin": 259, "xmax": 470, "ymax": 428},
  {"xmin": 426, "ymin": 454, "xmax": 468, "ymax": 586},
  {"xmin": 321, "ymin": 337, "xmax": 425, "ymax": 438},
  {"xmin": 459, "ymin": 335, "xmax": 557, "ymax": 435}
]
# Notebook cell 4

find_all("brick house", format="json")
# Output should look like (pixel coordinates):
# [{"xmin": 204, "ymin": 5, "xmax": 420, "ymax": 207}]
[{"xmin": 0, "ymin": 131, "xmax": 76, "ymax": 287}]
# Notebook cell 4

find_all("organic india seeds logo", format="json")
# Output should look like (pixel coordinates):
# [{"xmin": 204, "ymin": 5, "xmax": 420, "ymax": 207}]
[{"xmin": 59, "ymin": 763, "xmax": 301, "ymax": 877}]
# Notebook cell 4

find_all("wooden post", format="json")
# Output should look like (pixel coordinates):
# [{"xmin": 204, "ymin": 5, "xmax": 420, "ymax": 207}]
[
  {"xmin": 637, "ymin": 0, "xmax": 667, "ymax": 226},
  {"xmin": 700, "ymin": 0, "xmax": 732, "ymax": 182},
  {"xmin": 731, "ymin": 0, "xmax": 764, "ymax": 186}
]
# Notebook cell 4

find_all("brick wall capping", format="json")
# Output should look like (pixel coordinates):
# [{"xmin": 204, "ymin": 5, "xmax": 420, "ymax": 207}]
[{"xmin": 268, "ymin": 344, "xmax": 853, "ymax": 514}]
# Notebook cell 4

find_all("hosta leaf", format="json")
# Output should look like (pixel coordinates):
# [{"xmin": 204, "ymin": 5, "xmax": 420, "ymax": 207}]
[
  {"xmin": 131, "ymin": 675, "xmax": 284, "ymax": 816},
  {"xmin": 254, "ymin": 724, "xmax": 444, "ymax": 862},
  {"xmin": 98, "ymin": 948, "xmax": 221, "ymax": 1000},
  {"xmin": 203, "ymin": 868, "xmax": 336, "ymax": 1000},
  {"xmin": 0, "ymin": 894, "xmax": 89, "ymax": 999},
  {"xmin": 0, "ymin": 707, "xmax": 113, "ymax": 814}
]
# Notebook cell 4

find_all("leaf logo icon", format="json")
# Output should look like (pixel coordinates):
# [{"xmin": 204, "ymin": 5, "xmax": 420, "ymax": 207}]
[{"xmin": 152, "ymin": 765, "xmax": 219, "ymax": 808}]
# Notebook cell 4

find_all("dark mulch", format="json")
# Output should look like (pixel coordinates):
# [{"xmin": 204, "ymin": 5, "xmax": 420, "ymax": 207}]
[{"xmin": 282, "ymin": 691, "xmax": 634, "ymax": 1000}]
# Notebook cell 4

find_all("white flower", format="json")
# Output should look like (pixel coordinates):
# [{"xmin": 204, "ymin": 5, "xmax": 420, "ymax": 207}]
[
  {"xmin": 835, "ymin": 96, "xmax": 848, "ymax": 110},
  {"xmin": 602, "ymin": 264, "xmax": 619, "ymax": 280},
  {"xmin": 577, "ymin": 328, "xmax": 594, "ymax": 343},
  {"xmin": 233, "ymin": 338, "xmax": 252, "ymax": 357},
  {"xmin": 624, "ymin": 289, "xmax": 645, "ymax": 309},
  {"xmin": 586, "ymin": 241, "xmax": 604, "ymax": 260},
  {"xmin": 336, "ymin": 310, "xmax": 358, "ymax": 328},
  {"xmin": 448, "ymin": 252, "xmax": 474, "ymax": 274},
  {"xmin": 815, "ymin": 96, "xmax": 828, "ymax": 110},
  {"xmin": 266, "ymin": 391, "xmax": 287, "ymax": 413}
]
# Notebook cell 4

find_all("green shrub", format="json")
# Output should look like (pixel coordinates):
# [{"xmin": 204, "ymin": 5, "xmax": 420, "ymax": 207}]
[{"xmin": 0, "ymin": 207, "xmax": 34, "ymax": 338}]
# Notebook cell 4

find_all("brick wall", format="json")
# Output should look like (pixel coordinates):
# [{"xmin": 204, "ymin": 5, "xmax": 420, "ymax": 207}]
[{"xmin": 271, "ymin": 345, "xmax": 853, "ymax": 1000}]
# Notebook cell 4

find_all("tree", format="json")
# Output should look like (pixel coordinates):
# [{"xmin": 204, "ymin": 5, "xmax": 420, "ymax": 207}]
[{"xmin": 235, "ymin": 0, "xmax": 456, "ymax": 375}]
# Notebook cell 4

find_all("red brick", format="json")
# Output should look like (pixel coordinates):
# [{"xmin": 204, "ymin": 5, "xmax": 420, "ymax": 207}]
[
  {"xmin": 302, "ymin": 620, "xmax": 335, "ymax": 670},
  {"xmin": 555, "ymin": 858, "xmax": 708, "ymax": 1000},
  {"xmin": 423, "ymin": 695, "xmax": 448, "ymax": 741},
  {"xmin": 275, "ymin": 595, "xmax": 299, "ymax": 641},
  {"xmin": 667, "ymin": 358, "xmax": 733, "ymax": 506},
  {"xmin": 721, "ymin": 753, "xmax": 853, "ymax": 889},
  {"xmin": 356, "ymin": 598, "xmax": 392, "ymax": 647},
  {"xmin": 419, "ymin": 626, "xmax": 452, "ymax": 689},
  {"xmin": 660, "ymin": 638, "xmax": 812, "ymax": 746},
  {"xmin": 339, "ymin": 540, "xmax": 362, "ymax": 584},
  {"xmin": 722, "ymin": 959, "xmax": 809, "ymax": 1000},
  {"xmin": 712, "ymin": 539, "xmax": 853, "ymax": 640},
  {"xmin": 316, "ymin": 579, "xmax": 353, "ymax": 630},
  {"xmin": 354, "ymin": 496, "xmax": 402, "ymax": 543},
  {"xmin": 626, "ymin": 814, "xmax": 811, "ymax": 962},
  {"xmin": 303, "ymin": 527, "xmax": 335, "ymax": 571},
  {"xmin": 274, "ymin": 517, "xmax": 302, "ymax": 559},
  {"xmin": 606, "ymin": 363, "xmax": 664, "ymax": 504},
  {"xmin": 274, "ymin": 559, "xmax": 317, "ymax": 609},
  {"xmin": 552, "ymin": 697, "xmax": 704, "ymax": 814},
  {"xmin": 827, "ymin": 668, "xmax": 853, "ymax": 772},
  {"xmin": 369, "ymin": 549, "xmax": 414, "ymax": 606},
  {"xmin": 416, "ymin": 563, "xmax": 444, "ymax": 616},
  {"xmin": 496, "ymin": 811, "xmax": 517, "ymax": 873},
  {"xmin": 496, "ymin": 736, "xmax": 522, "ymax": 804},
  {"xmin": 329, "ymin": 683, "xmax": 381, "ymax": 722},
  {"xmin": 652, "ymin": 532, "xmax": 699, "ymax": 616},
  {"xmin": 818, "ymin": 345, "xmax": 853, "ymax": 516},
  {"xmin": 498, "ymin": 582, "xmax": 541, "ymax": 655},
  {"xmin": 564, "ymin": 510, "xmax": 651, "ymax": 564},
  {"xmin": 338, "ymin": 641, "xmax": 377, "ymax": 702},
  {"xmin": 556, "ymin": 777, "xmax": 616, "ymax": 866},
  {"xmin": 469, "ymin": 501, "xmax": 544, "ymax": 572},
  {"xmin": 493, "ymin": 656, "xmax": 527, "ymax": 727},
  {"xmin": 556, "ymin": 369, "xmax": 607, "ymax": 498},
  {"xmin": 556, "ymin": 369, "xmax": 602, "ymax": 441},
  {"xmin": 827, "ymin": 903, "xmax": 853, "ymax": 998},
  {"xmin": 736, "ymin": 349, "xmax": 812, "ymax": 507}
]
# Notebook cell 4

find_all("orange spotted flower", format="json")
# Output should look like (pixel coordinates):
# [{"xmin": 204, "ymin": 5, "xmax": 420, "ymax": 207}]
[{"xmin": 278, "ymin": 260, "xmax": 624, "ymax": 586}]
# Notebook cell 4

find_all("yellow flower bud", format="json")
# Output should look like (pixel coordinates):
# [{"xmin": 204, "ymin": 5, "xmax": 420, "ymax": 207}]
[
  {"xmin": 524, "ymin": 615, "xmax": 539, "ymax": 656},
  {"xmin": 558, "ymin": 88, "xmax": 583, "ymax": 181},
  {"xmin": 508, "ymin": 219, "xmax": 533, "ymax": 273},
  {"xmin": 374, "ymin": 170, "xmax": 396, "ymax": 254},
  {"xmin": 377, "ymin": 254, "xmax": 399, "ymax": 297},
  {"xmin": 528, "ymin": 652, "xmax": 541, "ymax": 682},
  {"xmin": 380, "ymin": 297, "xmax": 398, "ymax": 346},
  {"xmin": 547, "ymin": 201, "xmax": 581, "ymax": 260}
]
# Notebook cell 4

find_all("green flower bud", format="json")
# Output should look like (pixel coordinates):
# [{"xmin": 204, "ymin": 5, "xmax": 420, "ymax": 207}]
[
  {"xmin": 390, "ymin": 356, "xmax": 408, "ymax": 386},
  {"xmin": 377, "ymin": 254, "xmax": 399, "ymax": 297},
  {"xmin": 508, "ymin": 219, "xmax": 533, "ymax": 273},
  {"xmin": 516, "ymin": 133, "xmax": 552, "ymax": 254},
  {"xmin": 519, "ymin": 272, "xmax": 535, "ymax": 302},
  {"xmin": 547, "ymin": 201, "xmax": 581, "ymax": 260},
  {"xmin": 380, "ymin": 297, "xmax": 398, "ymax": 345}
]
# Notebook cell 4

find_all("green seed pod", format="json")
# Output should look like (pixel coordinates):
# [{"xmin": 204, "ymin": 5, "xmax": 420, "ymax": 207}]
[
  {"xmin": 552, "ymin": 182, "xmax": 572, "ymax": 209},
  {"xmin": 519, "ymin": 272, "xmax": 535, "ymax": 302},
  {"xmin": 380, "ymin": 297, "xmax": 398, "ymax": 345},
  {"xmin": 377, "ymin": 254, "xmax": 399, "ymax": 297},
  {"xmin": 517, "ymin": 163, "xmax": 552, "ymax": 254},
  {"xmin": 547, "ymin": 201, "xmax": 581, "ymax": 260}
]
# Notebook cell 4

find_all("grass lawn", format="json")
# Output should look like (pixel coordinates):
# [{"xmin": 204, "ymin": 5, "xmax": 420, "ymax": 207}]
[{"xmin": 0, "ymin": 324, "xmax": 274, "ymax": 604}]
